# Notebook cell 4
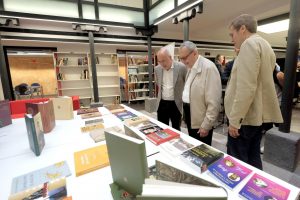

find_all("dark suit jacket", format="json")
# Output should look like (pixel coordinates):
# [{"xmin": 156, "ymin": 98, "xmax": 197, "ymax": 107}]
[{"xmin": 154, "ymin": 61, "xmax": 186, "ymax": 114}]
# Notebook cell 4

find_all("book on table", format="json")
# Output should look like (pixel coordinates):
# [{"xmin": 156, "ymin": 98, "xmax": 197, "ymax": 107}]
[
  {"xmin": 85, "ymin": 117, "xmax": 104, "ymax": 125},
  {"xmin": 114, "ymin": 110, "xmax": 137, "ymax": 121},
  {"xmin": 146, "ymin": 128, "xmax": 180, "ymax": 145},
  {"xmin": 124, "ymin": 115, "xmax": 149, "ymax": 127},
  {"xmin": 25, "ymin": 112, "xmax": 45, "ymax": 156},
  {"xmin": 73, "ymin": 144, "xmax": 110, "ymax": 177},
  {"xmin": 160, "ymin": 136, "xmax": 197, "ymax": 156},
  {"xmin": 239, "ymin": 173, "xmax": 291, "ymax": 200},
  {"xmin": 80, "ymin": 123, "xmax": 104, "ymax": 133},
  {"xmin": 77, "ymin": 107, "xmax": 99, "ymax": 115},
  {"xmin": 208, "ymin": 155, "xmax": 253, "ymax": 190},
  {"xmin": 180, "ymin": 143, "xmax": 224, "ymax": 173},
  {"xmin": 105, "ymin": 130, "xmax": 149, "ymax": 196},
  {"xmin": 80, "ymin": 112, "xmax": 102, "ymax": 119},
  {"xmin": 25, "ymin": 100, "xmax": 56, "ymax": 133},
  {"xmin": 0, "ymin": 99, "xmax": 12, "ymax": 128},
  {"xmin": 51, "ymin": 96, "xmax": 74, "ymax": 120}
]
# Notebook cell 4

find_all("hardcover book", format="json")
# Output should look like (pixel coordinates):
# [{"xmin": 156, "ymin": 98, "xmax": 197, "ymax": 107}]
[
  {"xmin": 114, "ymin": 110, "xmax": 137, "ymax": 121},
  {"xmin": 51, "ymin": 97, "xmax": 74, "ymax": 120},
  {"xmin": 105, "ymin": 130, "xmax": 149, "ymax": 196},
  {"xmin": 181, "ymin": 144, "xmax": 224, "ymax": 173},
  {"xmin": 9, "ymin": 177, "xmax": 67, "ymax": 200},
  {"xmin": 139, "ymin": 123, "xmax": 163, "ymax": 135},
  {"xmin": 11, "ymin": 161, "xmax": 71, "ymax": 194},
  {"xmin": 25, "ymin": 112, "xmax": 45, "ymax": 156},
  {"xmin": 104, "ymin": 104, "xmax": 124, "ymax": 111},
  {"xmin": 80, "ymin": 112, "xmax": 102, "ymax": 119},
  {"xmin": 77, "ymin": 107, "xmax": 99, "ymax": 115},
  {"xmin": 239, "ymin": 173, "xmax": 291, "ymax": 200},
  {"xmin": 123, "ymin": 116, "xmax": 149, "ymax": 127},
  {"xmin": 85, "ymin": 118, "xmax": 104, "ymax": 125},
  {"xmin": 208, "ymin": 155, "xmax": 252, "ymax": 190},
  {"xmin": 80, "ymin": 123, "xmax": 104, "ymax": 133},
  {"xmin": 160, "ymin": 137, "xmax": 196, "ymax": 156},
  {"xmin": 0, "ymin": 100, "xmax": 12, "ymax": 128},
  {"xmin": 73, "ymin": 144, "xmax": 110, "ymax": 177},
  {"xmin": 146, "ymin": 128, "xmax": 180, "ymax": 145},
  {"xmin": 26, "ymin": 100, "xmax": 56, "ymax": 133}
]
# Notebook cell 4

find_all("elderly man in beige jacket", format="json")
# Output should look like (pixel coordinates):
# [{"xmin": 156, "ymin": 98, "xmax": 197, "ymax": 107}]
[
  {"xmin": 179, "ymin": 41, "xmax": 222, "ymax": 145},
  {"xmin": 225, "ymin": 14, "xmax": 283, "ymax": 170}
]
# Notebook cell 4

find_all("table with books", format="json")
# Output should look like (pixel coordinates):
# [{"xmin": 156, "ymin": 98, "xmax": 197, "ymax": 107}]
[{"xmin": 0, "ymin": 103, "xmax": 299, "ymax": 200}]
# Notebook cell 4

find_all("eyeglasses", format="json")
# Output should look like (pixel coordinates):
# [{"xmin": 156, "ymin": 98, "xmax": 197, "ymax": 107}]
[{"xmin": 179, "ymin": 50, "xmax": 193, "ymax": 61}]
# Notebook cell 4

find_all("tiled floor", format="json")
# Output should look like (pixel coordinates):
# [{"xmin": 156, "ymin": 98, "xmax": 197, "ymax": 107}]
[{"xmin": 125, "ymin": 101, "xmax": 300, "ymax": 187}]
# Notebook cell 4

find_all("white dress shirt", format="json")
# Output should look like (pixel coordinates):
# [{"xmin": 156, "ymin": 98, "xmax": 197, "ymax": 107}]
[{"xmin": 162, "ymin": 64, "xmax": 174, "ymax": 100}]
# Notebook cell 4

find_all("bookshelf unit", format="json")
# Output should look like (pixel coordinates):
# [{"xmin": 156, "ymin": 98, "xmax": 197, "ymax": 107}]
[
  {"xmin": 54, "ymin": 52, "xmax": 92, "ymax": 100},
  {"xmin": 126, "ymin": 52, "xmax": 156, "ymax": 103},
  {"xmin": 89, "ymin": 53, "xmax": 120, "ymax": 105}
]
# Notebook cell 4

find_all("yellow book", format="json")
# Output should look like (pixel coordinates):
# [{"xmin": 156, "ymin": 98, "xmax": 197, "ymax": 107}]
[{"xmin": 74, "ymin": 144, "xmax": 110, "ymax": 177}]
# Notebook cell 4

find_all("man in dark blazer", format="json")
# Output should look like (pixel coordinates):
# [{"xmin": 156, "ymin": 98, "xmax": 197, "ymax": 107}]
[{"xmin": 155, "ymin": 47, "xmax": 187, "ymax": 131}]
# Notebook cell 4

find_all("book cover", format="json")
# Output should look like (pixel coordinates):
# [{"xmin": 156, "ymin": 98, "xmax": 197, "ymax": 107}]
[
  {"xmin": 85, "ymin": 118, "xmax": 104, "ymax": 125},
  {"xmin": 26, "ymin": 100, "xmax": 56, "ymax": 133},
  {"xmin": 9, "ymin": 177, "xmax": 67, "ymax": 200},
  {"xmin": 73, "ymin": 144, "xmax": 110, "ymax": 177},
  {"xmin": 0, "ymin": 100, "xmax": 12, "ymax": 128},
  {"xmin": 123, "ymin": 116, "xmax": 149, "ymax": 127},
  {"xmin": 239, "ymin": 173, "xmax": 291, "ymax": 200},
  {"xmin": 181, "ymin": 144, "xmax": 224, "ymax": 173},
  {"xmin": 11, "ymin": 161, "xmax": 71, "ymax": 194},
  {"xmin": 208, "ymin": 155, "xmax": 252, "ymax": 189},
  {"xmin": 114, "ymin": 111, "xmax": 137, "ymax": 121},
  {"xmin": 77, "ymin": 107, "xmax": 99, "ymax": 115},
  {"xmin": 160, "ymin": 137, "xmax": 196, "ymax": 156},
  {"xmin": 104, "ymin": 104, "xmax": 124, "ymax": 111},
  {"xmin": 80, "ymin": 123, "xmax": 104, "ymax": 133},
  {"xmin": 25, "ymin": 112, "xmax": 45, "ymax": 156},
  {"xmin": 80, "ymin": 112, "xmax": 102, "ymax": 119},
  {"xmin": 51, "ymin": 97, "xmax": 74, "ymax": 120},
  {"xmin": 146, "ymin": 128, "xmax": 180, "ymax": 145},
  {"xmin": 89, "ymin": 129, "xmax": 105, "ymax": 143},
  {"xmin": 139, "ymin": 123, "xmax": 163, "ymax": 135}
]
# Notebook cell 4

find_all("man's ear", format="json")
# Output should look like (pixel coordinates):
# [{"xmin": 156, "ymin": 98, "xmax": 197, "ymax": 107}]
[{"xmin": 240, "ymin": 25, "xmax": 247, "ymax": 33}]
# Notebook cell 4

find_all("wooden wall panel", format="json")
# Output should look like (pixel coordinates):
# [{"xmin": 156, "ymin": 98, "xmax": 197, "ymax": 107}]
[{"xmin": 8, "ymin": 55, "xmax": 57, "ymax": 96}]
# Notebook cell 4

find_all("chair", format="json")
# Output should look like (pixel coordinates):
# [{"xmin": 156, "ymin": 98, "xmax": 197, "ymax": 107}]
[
  {"xmin": 30, "ymin": 83, "xmax": 44, "ymax": 98},
  {"xmin": 14, "ymin": 83, "xmax": 31, "ymax": 99}
]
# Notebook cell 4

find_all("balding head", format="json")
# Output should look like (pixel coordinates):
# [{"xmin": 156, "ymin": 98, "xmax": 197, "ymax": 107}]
[{"xmin": 157, "ymin": 47, "xmax": 173, "ymax": 70}]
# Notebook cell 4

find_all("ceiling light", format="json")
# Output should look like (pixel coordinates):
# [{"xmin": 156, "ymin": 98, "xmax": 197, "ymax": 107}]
[{"xmin": 258, "ymin": 19, "xmax": 289, "ymax": 34}]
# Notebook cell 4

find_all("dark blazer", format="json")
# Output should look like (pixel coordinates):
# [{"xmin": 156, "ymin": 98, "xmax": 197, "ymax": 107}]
[{"xmin": 154, "ymin": 61, "xmax": 187, "ymax": 114}]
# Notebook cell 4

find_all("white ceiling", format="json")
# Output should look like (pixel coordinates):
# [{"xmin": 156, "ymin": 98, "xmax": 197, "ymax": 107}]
[{"xmin": 155, "ymin": 0, "xmax": 290, "ymax": 47}]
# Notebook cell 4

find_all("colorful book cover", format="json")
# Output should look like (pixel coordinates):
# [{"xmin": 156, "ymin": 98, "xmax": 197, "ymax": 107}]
[
  {"xmin": 77, "ymin": 107, "xmax": 99, "ymax": 115},
  {"xmin": 25, "ymin": 112, "xmax": 45, "ymax": 156},
  {"xmin": 11, "ymin": 161, "xmax": 71, "ymax": 194},
  {"xmin": 74, "ymin": 144, "xmax": 110, "ymax": 177},
  {"xmin": 139, "ymin": 124, "xmax": 163, "ymax": 135},
  {"xmin": 239, "ymin": 173, "xmax": 291, "ymax": 200},
  {"xmin": 146, "ymin": 128, "xmax": 180, "ymax": 145},
  {"xmin": 208, "ymin": 155, "xmax": 252, "ymax": 189},
  {"xmin": 114, "ymin": 111, "xmax": 137, "ymax": 121},
  {"xmin": 181, "ymin": 144, "xmax": 224, "ymax": 173},
  {"xmin": 0, "ymin": 100, "xmax": 12, "ymax": 128}
]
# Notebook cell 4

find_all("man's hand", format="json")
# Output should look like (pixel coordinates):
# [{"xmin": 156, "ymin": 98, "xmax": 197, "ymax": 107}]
[
  {"xmin": 228, "ymin": 125, "xmax": 240, "ymax": 138},
  {"xmin": 197, "ymin": 128, "xmax": 209, "ymax": 137}
]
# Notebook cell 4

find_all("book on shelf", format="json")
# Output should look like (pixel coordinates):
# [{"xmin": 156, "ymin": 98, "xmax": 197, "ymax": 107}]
[
  {"xmin": 239, "ymin": 173, "xmax": 291, "ymax": 200},
  {"xmin": 9, "ymin": 177, "xmax": 67, "ymax": 200},
  {"xmin": 51, "ymin": 97, "xmax": 74, "ymax": 120},
  {"xmin": 181, "ymin": 143, "xmax": 224, "ymax": 173},
  {"xmin": 11, "ymin": 161, "xmax": 71, "ymax": 194},
  {"xmin": 25, "ymin": 112, "xmax": 45, "ymax": 156},
  {"xmin": 105, "ymin": 130, "xmax": 149, "ymax": 196},
  {"xmin": 77, "ymin": 107, "xmax": 99, "ymax": 115},
  {"xmin": 160, "ymin": 137, "xmax": 196, "ymax": 156},
  {"xmin": 208, "ymin": 155, "xmax": 253, "ymax": 190},
  {"xmin": 80, "ymin": 112, "xmax": 102, "ymax": 119},
  {"xmin": 136, "ymin": 178, "xmax": 227, "ymax": 200},
  {"xmin": 26, "ymin": 100, "xmax": 56, "ymax": 133},
  {"xmin": 114, "ymin": 110, "xmax": 137, "ymax": 121},
  {"xmin": 146, "ymin": 128, "xmax": 180, "ymax": 145},
  {"xmin": 124, "ymin": 116, "xmax": 149, "ymax": 127},
  {"xmin": 81, "ymin": 69, "xmax": 89, "ymax": 79},
  {"xmin": 77, "ymin": 56, "xmax": 88, "ymax": 65},
  {"xmin": 0, "ymin": 100, "xmax": 12, "ymax": 128},
  {"xmin": 73, "ymin": 144, "xmax": 110, "ymax": 177},
  {"xmin": 57, "ymin": 58, "xmax": 68, "ymax": 66},
  {"xmin": 85, "ymin": 117, "xmax": 104, "ymax": 125},
  {"xmin": 80, "ymin": 123, "xmax": 104, "ymax": 133}
]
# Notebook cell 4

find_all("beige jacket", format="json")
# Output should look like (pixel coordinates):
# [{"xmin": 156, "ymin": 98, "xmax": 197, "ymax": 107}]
[
  {"xmin": 189, "ymin": 56, "xmax": 222, "ymax": 130},
  {"xmin": 224, "ymin": 34, "xmax": 283, "ymax": 129}
]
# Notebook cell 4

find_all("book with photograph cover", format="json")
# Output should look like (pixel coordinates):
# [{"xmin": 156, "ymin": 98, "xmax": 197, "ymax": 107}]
[
  {"xmin": 239, "ymin": 173, "xmax": 290, "ymax": 200},
  {"xmin": 208, "ymin": 155, "xmax": 252, "ymax": 190},
  {"xmin": 146, "ymin": 128, "xmax": 180, "ymax": 145},
  {"xmin": 181, "ymin": 144, "xmax": 224, "ymax": 173},
  {"xmin": 160, "ymin": 137, "xmax": 196, "ymax": 156},
  {"xmin": 114, "ymin": 110, "xmax": 137, "ymax": 121},
  {"xmin": 0, "ymin": 100, "xmax": 12, "ymax": 128}
]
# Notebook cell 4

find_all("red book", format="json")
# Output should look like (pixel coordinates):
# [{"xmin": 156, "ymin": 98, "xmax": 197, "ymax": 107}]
[{"xmin": 146, "ymin": 128, "xmax": 180, "ymax": 145}]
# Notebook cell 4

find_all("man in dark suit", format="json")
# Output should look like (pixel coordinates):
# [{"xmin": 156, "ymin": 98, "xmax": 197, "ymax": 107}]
[{"xmin": 155, "ymin": 47, "xmax": 187, "ymax": 131}]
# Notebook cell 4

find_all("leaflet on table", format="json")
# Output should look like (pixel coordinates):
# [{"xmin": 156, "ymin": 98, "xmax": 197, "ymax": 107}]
[
  {"xmin": 207, "ymin": 155, "xmax": 252, "ymax": 190},
  {"xmin": 239, "ymin": 173, "xmax": 290, "ymax": 200}
]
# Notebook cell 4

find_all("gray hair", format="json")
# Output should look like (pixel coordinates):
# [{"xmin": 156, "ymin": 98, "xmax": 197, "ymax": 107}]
[
  {"xmin": 158, "ymin": 47, "xmax": 172, "ymax": 57},
  {"xmin": 180, "ymin": 41, "xmax": 197, "ymax": 51},
  {"xmin": 230, "ymin": 14, "xmax": 257, "ymax": 33}
]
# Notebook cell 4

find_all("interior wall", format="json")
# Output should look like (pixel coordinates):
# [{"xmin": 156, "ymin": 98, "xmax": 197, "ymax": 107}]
[{"xmin": 8, "ymin": 55, "xmax": 57, "ymax": 95}]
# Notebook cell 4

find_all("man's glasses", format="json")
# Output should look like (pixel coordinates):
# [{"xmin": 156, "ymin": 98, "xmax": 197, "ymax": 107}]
[{"xmin": 179, "ymin": 50, "xmax": 193, "ymax": 61}]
